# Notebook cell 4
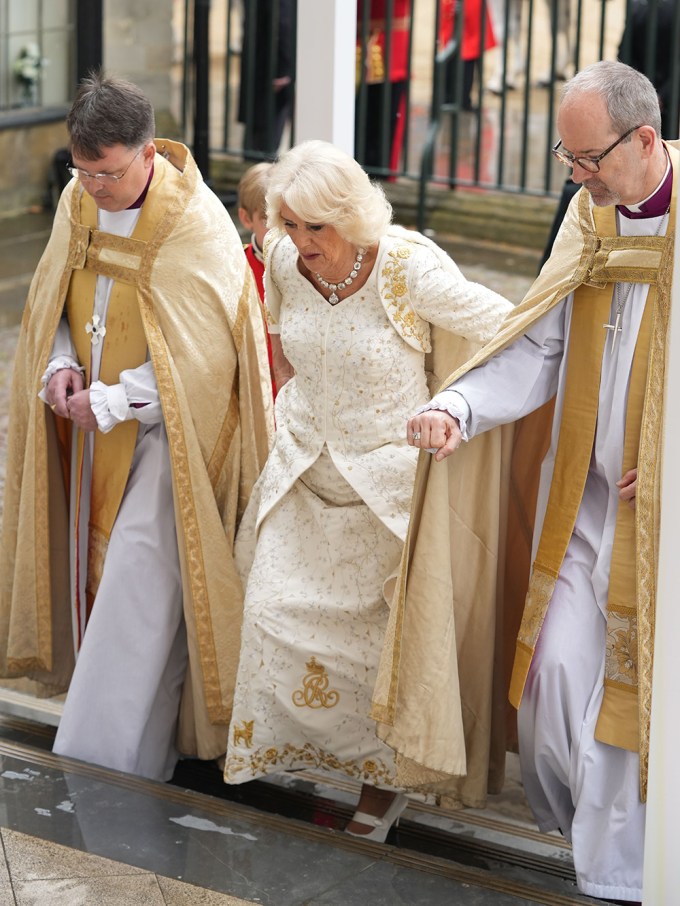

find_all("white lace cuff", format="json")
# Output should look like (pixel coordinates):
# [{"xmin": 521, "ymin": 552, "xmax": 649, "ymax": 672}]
[
  {"xmin": 90, "ymin": 382, "xmax": 132, "ymax": 434},
  {"xmin": 415, "ymin": 389, "xmax": 471, "ymax": 441},
  {"xmin": 38, "ymin": 357, "xmax": 85, "ymax": 403}
]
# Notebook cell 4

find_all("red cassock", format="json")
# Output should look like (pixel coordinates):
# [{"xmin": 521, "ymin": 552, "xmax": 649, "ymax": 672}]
[{"xmin": 244, "ymin": 243, "xmax": 277, "ymax": 400}]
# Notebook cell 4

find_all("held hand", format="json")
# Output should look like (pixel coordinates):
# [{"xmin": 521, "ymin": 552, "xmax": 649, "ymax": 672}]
[
  {"xmin": 407, "ymin": 410, "xmax": 462, "ymax": 462},
  {"xmin": 46, "ymin": 368, "xmax": 84, "ymax": 419},
  {"xmin": 616, "ymin": 468, "xmax": 637, "ymax": 511},
  {"xmin": 66, "ymin": 389, "xmax": 97, "ymax": 432}
]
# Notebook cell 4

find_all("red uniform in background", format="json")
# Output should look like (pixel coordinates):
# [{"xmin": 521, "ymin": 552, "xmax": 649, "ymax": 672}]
[
  {"xmin": 356, "ymin": 0, "xmax": 411, "ymax": 173},
  {"xmin": 439, "ymin": 0, "xmax": 497, "ymax": 61},
  {"xmin": 439, "ymin": 0, "xmax": 497, "ymax": 110},
  {"xmin": 356, "ymin": 1, "xmax": 496, "ymax": 171},
  {"xmin": 244, "ymin": 241, "xmax": 277, "ymax": 399}
]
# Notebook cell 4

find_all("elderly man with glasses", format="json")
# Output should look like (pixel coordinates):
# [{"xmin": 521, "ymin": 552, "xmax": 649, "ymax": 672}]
[
  {"xmin": 0, "ymin": 73, "xmax": 273, "ymax": 781},
  {"xmin": 393, "ymin": 60, "xmax": 678, "ymax": 903}
]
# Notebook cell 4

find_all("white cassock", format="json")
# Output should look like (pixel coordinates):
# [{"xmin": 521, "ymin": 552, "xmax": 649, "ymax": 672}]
[
  {"xmin": 46, "ymin": 206, "xmax": 187, "ymax": 782},
  {"xmin": 426, "ymin": 209, "xmax": 669, "ymax": 902}
]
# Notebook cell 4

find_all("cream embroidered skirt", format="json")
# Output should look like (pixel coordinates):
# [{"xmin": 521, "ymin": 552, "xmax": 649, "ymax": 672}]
[{"xmin": 224, "ymin": 450, "xmax": 402, "ymax": 787}]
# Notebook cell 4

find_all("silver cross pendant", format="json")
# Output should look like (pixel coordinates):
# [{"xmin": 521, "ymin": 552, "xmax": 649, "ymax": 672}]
[{"xmin": 603, "ymin": 310, "xmax": 622, "ymax": 354}]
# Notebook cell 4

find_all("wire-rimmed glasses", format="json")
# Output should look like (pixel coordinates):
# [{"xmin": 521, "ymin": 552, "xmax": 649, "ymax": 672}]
[
  {"xmin": 552, "ymin": 125, "xmax": 642, "ymax": 173},
  {"xmin": 67, "ymin": 147, "xmax": 143, "ymax": 184}
]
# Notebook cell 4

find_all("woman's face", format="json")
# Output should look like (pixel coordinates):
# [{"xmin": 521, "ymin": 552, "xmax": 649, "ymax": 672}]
[{"xmin": 280, "ymin": 202, "xmax": 357, "ymax": 281}]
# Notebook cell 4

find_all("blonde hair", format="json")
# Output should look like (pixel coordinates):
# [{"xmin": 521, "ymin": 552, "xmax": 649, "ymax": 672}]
[
  {"xmin": 266, "ymin": 140, "xmax": 392, "ymax": 247},
  {"xmin": 237, "ymin": 162, "xmax": 273, "ymax": 217}
]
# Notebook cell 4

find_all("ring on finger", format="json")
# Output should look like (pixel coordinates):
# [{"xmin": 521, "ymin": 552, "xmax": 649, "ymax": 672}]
[{"xmin": 412, "ymin": 431, "xmax": 421, "ymax": 441}]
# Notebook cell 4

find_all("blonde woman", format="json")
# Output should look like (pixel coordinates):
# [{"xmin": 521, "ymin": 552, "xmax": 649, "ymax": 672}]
[{"xmin": 223, "ymin": 140, "xmax": 512, "ymax": 839}]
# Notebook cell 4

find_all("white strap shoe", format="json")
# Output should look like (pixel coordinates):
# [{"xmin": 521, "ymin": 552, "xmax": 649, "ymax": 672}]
[{"xmin": 345, "ymin": 792, "xmax": 409, "ymax": 843}]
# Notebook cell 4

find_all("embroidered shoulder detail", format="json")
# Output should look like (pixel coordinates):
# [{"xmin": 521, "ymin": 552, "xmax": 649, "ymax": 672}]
[{"xmin": 380, "ymin": 244, "xmax": 429, "ymax": 351}]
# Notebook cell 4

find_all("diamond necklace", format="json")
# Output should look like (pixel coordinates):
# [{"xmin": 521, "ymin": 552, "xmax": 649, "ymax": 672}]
[
  {"xmin": 603, "ymin": 205, "xmax": 670, "ymax": 353},
  {"xmin": 314, "ymin": 248, "xmax": 366, "ymax": 305}
]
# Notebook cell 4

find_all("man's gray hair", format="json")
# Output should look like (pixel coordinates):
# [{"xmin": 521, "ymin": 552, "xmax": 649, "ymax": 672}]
[
  {"xmin": 562, "ymin": 60, "xmax": 662, "ymax": 137},
  {"xmin": 67, "ymin": 71, "xmax": 155, "ymax": 160}
]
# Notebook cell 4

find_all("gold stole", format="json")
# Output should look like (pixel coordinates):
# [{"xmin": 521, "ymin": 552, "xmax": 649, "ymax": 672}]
[
  {"xmin": 66, "ymin": 174, "xmax": 174, "ymax": 616},
  {"xmin": 508, "ymin": 202, "xmax": 659, "ymax": 753}
]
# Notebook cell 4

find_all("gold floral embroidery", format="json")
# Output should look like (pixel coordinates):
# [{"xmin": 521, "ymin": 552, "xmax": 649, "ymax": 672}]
[
  {"xmin": 224, "ymin": 742, "xmax": 394, "ymax": 784},
  {"xmin": 292, "ymin": 657, "xmax": 340, "ymax": 709},
  {"xmin": 605, "ymin": 614, "xmax": 638, "ymax": 685},
  {"xmin": 233, "ymin": 719, "xmax": 254, "ymax": 748},
  {"xmin": 517, "ymin": 569, "xmax": 556, "ymax": 650},
  {"xmin": 380, "ymin": 246, "xmax": 429, "ymax": 351}
]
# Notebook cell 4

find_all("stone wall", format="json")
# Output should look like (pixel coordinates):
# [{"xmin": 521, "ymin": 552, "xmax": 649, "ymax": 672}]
[
  {"xmin": 0, "ymin": 116, "xmax": 69, "ymax": 214},
  {"xmin": 0, "ymin": 0, "xmax": 178, "ymax": 215},
  {"xmin": 103, "ymin": 0, "xmax": 178, "ymax": 136}
]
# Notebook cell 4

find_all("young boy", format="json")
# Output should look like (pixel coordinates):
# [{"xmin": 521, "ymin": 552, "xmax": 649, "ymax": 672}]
[{"xmin": 237, "ymin": 162, "xmax": 276, "ymax": 397}]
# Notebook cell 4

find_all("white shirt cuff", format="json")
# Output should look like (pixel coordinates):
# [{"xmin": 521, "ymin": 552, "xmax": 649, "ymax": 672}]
[
  {"xmin": 416, "ymin": 389, "xmax": 471, "ymax": 441},
  {"xmin": 90, "ymin": 381, "xmax": 132, "ymax": 434},
  {"xmin": 38, "ymin": 357, "xmax": 85, "ymax": 403}
]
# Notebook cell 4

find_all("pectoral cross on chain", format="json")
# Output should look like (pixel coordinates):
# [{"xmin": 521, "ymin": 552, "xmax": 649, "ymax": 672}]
[
  {"xmin": 603, "ymin": 281, "xmax": 634, "ymax": 354},
  {"xmin": 603, "ymin": 310, "xmax": 623, "ymax": 354},
  {"xmin": 602, "ymin": 204, "xmax": 670, "ymax": 355}
]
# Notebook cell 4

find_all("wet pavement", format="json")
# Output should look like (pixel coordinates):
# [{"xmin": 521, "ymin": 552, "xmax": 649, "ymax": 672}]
[{"xmin": 0, "ymin": 713, "xmax": 600, "ymax": 906}]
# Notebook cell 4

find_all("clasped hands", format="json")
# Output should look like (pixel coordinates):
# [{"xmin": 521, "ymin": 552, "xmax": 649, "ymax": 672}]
[
  {"xmin": 406, "ymin": 410, "xmax": 461, "ymax": 462},
  {"xmin": 46, "ymin": 368, "xmax": 97, "ymax": 432}
]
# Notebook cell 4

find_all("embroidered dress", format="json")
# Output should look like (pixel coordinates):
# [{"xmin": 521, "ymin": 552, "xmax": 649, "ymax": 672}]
[{"xmin": 224, "ymin": 231, "xmax": 511, "ymax": 785}]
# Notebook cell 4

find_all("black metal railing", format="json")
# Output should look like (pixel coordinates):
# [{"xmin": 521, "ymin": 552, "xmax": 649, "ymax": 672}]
[{"xmin": 178, "ymin": 0, "xmax": 680, "ymax": 214}]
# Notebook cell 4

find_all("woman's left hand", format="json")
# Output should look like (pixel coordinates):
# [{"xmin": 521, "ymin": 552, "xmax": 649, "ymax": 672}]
[{"xmin": 616, "ymin": 468, "xmax": 637, "ymax": 510}]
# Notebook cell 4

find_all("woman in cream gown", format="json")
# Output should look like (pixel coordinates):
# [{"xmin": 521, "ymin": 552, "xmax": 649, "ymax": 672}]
[{"xmin": 223, "ymin": 140, "xmax": 512, "ymax": 839}]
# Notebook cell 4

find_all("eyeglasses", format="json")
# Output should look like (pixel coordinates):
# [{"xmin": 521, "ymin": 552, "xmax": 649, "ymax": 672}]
[
  {"xmin": 67, "ymin": 147, "xmax": 144, "ymax": 185},
  {"xmin": 552, "ymin": 125, "xmax": 642, "ymax": 173}
]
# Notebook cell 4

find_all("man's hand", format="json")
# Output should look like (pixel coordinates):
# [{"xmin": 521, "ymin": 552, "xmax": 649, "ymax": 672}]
[
  {"xmin": 46, "ymin": 368, "xmax": 84, "ymax": 419},
  {"xmin": 407, "ymin": 410, "xmax": 462, "ymax": 462},
  {"xmin": 616, "ymin": 468, "xmax": 637, "ymax": 511},
  {"xmin": 66, "ymin": 389, "xmax": 97, "ymax": 432}
]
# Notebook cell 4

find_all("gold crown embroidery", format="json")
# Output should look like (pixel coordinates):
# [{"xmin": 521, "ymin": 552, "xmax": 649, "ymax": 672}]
[{"xmin": 292, "ymin": 657, "xmax": 340, "ymax": 709}]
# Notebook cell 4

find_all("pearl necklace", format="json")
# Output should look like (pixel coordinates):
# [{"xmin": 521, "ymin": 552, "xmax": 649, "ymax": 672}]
[{"xmin": 314, "ymin": 248, "xmax": 366, "ymax": 305}]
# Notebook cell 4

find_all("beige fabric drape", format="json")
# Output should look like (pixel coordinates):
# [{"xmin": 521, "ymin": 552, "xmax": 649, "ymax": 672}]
[{"xmin": 0, "ymin": 140, "xmax": 274, "ymax": 759}]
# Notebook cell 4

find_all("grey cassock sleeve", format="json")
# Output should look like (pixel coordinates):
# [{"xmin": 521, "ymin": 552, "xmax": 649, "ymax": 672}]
[{"xmin": 421, "ymin": 296, "xmax": 570, "ymax": 439}]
